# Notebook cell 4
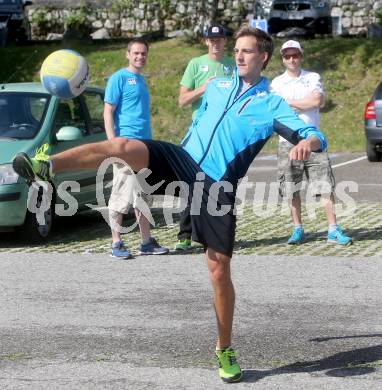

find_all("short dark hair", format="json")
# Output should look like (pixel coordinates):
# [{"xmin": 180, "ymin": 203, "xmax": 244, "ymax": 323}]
[
  {"xmin": 127, "ymin": 38, "xmax": 149, "ymax": 53},
  {"xmin": 233, "ymin": 26, "xmax": 274, "ymax": 69}
]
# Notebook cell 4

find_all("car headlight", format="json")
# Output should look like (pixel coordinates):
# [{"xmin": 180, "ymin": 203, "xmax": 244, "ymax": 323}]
[{"xmin": 0, "ymin": 164, "xmax": 19, "ymax": 185}]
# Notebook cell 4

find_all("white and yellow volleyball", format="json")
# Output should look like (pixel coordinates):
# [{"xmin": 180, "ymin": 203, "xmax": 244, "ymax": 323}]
[{"xmin": 40, "ymin": 49, "xmax": 89, "ymax": 98}]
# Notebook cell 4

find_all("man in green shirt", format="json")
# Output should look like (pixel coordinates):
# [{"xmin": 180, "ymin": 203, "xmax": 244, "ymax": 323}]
[
  {"xmin": 175, "ymin": 25, "xmax": 235, "ymax": 251},
  {"xmin": 179, "ymin": 25, "xmax": 235, "ymax": 119}
]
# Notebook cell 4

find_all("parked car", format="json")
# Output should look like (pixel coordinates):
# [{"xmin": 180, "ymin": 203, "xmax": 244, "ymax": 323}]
[
  {"xmin": 364, "ymin": 81, "xmax": 382, "ymax": 162},
  {"xmin": 0, "ymin": 0, "xmax": 32, "ymax": 47},
  {"xmin": 0, "ymin": 82, "xmax": 112, "ymax": 241},
  {"xmin": 268, "ymin": 0, "xmax": 332, "ymax": 35}
]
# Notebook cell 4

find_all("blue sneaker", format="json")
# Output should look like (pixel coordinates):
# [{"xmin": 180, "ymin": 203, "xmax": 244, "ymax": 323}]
[
  {"xmin": 287, "ymin": 227, "xmax": 305, "ymax": 245},
  {"xmin": 138, "ymin": 237, "xmax": 169, "ymax": 255},
  {"xmin": 111, "ymin": 241, "xmax": 131, "ymax": 259},
  {"xmin": 327, "ymin": 225, "xmax": 352, "ymax": 246}
]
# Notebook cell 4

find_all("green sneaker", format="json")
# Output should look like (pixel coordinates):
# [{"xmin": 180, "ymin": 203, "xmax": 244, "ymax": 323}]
[
  {"xmin": 215, "ymin": 347, "xmax": 242, "ymax": 383},
  {"xmin": 12, "ymin": 144, "xmax": 52, "ymax": 182},
  {"xmin": 175, "ymin": 238, "xmax": 192, "ymax": 251}
]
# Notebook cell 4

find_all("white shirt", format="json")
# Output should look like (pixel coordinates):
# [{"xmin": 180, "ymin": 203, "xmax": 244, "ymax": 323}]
[
  {"xmin": 271, "ymin": 69, "xmax": 324, "ymax": 143},
  {"xmin": 236, "ymin": 78, "xmax": 253, "ymax": 98}
]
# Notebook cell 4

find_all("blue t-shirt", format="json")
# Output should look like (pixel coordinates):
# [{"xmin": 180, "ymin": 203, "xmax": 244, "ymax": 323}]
[{"xmin": 104, "ymin": 68, "xmax": 151, "ymax": 139}]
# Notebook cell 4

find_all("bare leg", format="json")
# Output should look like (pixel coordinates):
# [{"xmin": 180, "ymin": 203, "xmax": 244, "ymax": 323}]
[
  {"xmin": 110, "ymin": 208, "xmax": 150, "ymax": 243},
  {"xmin": 110, "ymin": 210, "xmax": 124, "ymax": 243},
  {"xmin": 135, "ymin": 208, "xmax": 151, "ymax": 242},
  {"xmin": 206, "ymin": 248, "xmax": 235, "ymax": 349},
  {"xmin": 322, "ymin": 192, "xmax": 337, "ymax": 225},
  {"xmin": 50, "ymin": 138, "xmax": 149, "ymax": 173},
  {"xmin": 290, "ymin": 194, "xmax": 302, "ymax": 225}
]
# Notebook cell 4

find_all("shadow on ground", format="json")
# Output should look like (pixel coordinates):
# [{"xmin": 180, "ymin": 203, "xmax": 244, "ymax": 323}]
[{"xmin": 242, "ymin": 340, "xmax": 382, "ymax": 383}]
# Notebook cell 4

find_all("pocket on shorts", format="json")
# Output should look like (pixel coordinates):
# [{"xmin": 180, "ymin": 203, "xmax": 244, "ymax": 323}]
[{"xmin": 278, "ymin": 172, "xmax": 286, "ymax": 197}]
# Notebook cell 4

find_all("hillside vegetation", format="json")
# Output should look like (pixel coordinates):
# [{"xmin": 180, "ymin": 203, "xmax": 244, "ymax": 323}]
[{"xmin": 1, "ymin": 36, "xmax": 382, "ymax": 152}]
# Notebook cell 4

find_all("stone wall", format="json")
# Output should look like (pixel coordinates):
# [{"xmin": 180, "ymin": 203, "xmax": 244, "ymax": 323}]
[
  {"xmin": 330, "ymin": 0, "xmax": 382, "ymax": 36},
  {"xmin": 26, "ymin": 0, "xmax": 382, "ymax": 39}
]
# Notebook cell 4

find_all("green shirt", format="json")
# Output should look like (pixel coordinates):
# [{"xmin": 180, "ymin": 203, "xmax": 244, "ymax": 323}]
[{"xmin": 180, "ymin": 54, "xmax": 235, "ymax": 118}]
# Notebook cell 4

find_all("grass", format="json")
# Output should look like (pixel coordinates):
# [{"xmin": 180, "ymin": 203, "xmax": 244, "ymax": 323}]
[{"xmin": 1, "ymin": 36, "xmax": 382, "ymax": 151}]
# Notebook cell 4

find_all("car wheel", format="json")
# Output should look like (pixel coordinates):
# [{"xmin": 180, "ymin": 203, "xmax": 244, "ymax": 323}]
[
  {"xmin": 18, "ymin": 184, "xmax": 55, "ymax": 242},
  {"xmin": 366, "ymin": 142, "xmax": 381, "ymax": 162}
]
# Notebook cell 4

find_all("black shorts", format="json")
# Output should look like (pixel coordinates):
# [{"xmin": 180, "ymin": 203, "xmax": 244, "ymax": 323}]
[{"xmin": 141, "ymin": 140, "xmax": 237, "ymax": 257}]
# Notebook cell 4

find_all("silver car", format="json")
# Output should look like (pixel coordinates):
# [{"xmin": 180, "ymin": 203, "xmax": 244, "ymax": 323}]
[
  {"xmin": 268, "ymin": 0, "xmax": 332, "ymax": 35},
  {"xmin": 364, "ymin": 81, "xmax": 382, "ymax": 162}
]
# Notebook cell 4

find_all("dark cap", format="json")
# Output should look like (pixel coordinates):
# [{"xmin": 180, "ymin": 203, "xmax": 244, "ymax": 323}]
[{"xmin": 205, "ymin": 25, "xmax": 226, "ymax": 38}]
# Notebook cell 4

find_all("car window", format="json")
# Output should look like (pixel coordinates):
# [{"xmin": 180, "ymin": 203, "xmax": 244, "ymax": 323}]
[
  {"xmin": 0, "ymin": 93, "xmax": 49, "ymax": 139},
  {"xmin": 54, "ymin": 97, "xmax": 87, "ymax": 135},
  {"xmin": 30, "ymin": 97, "xmax": 48, "ymax": 122},
  {"xmin": 374, "ymin": 82, "xmax": 382, "ymax": 100},
  {"xmin": 82, "ymin": 91, "xmax": 105, "ymax": 134}
]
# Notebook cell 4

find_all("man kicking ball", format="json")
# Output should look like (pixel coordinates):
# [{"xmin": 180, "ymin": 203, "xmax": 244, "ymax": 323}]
[{"xmin": 13, "ymin": 27, "xmax": 326, "ymax": 383}]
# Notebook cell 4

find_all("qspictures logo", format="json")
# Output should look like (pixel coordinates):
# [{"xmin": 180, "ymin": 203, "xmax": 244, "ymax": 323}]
[{"xmin": 26, "ymin": 158, "xmax": 358, "ymax": 231}]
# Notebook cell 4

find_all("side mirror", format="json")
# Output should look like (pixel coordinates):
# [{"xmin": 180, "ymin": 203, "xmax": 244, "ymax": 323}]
[{"xmin": 56, "ymin": 126, "xmax": 83, "ymax": 141}]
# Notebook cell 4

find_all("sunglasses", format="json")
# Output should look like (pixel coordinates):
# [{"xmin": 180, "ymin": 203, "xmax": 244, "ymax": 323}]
[{"xmin": 282, "ymin": 53, "xmax": 302, "ymax": 60}]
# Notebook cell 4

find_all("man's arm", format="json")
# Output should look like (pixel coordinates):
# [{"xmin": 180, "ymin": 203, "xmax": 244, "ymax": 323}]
[
  {"xmin": 289, "ymin": 136, "xmax": 321, "ymax": 161},
  {"xmin": 178, "ymin": 76, "xmax": 216, "ymax": 107},
  {"xmin": 286, "ymin": 90, "xmax": 324, "ymax": 112},
  {"xmin": 103, "ymin": 103, "xmax": 117, "ymax": 140},
  {"xmin": 272, "ymin": 97, "xmax": 327, "ymax": 152}
]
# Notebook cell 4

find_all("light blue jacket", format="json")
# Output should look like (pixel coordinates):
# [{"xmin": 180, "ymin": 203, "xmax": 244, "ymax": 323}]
[{"xmin": 181, "ymin": 70, "xmax": 327, "ymax": 183}]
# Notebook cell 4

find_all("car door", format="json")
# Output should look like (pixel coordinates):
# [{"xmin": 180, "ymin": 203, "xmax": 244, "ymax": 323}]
[
  {"xmin": 81, "ymin": 89, "xmax": 113, "ymax": 205},
  {"xmin": 50, "ymin": 92, "xmax": 108, "ymax": 214}
]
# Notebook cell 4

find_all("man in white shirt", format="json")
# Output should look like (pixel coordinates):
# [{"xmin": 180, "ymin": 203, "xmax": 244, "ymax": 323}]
[{"xmin": 271, "ymin": 40, "xmax": 352, "ymax": 246}]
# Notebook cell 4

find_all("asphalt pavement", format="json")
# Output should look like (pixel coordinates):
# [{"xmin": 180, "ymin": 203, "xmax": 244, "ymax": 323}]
[
  {"xmin": 0, "ymin": 252, "xmax": 381, "ymax": 389},
  {"xmin": 0, "ymin": 152, "xmax": 381, "ymax": 389}
]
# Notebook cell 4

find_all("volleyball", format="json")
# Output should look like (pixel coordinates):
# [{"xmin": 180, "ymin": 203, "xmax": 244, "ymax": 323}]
[{"xmin": 40, "ymin": 49, "xmax": 89, "ymax": 98}]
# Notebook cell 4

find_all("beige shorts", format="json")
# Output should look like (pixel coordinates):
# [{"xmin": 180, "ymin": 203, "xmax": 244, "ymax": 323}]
[
  {"xmin": 108, "ymin": 163, "xmax": 153, "ymax": 214},
  {"xmin": 277, "ymin": 142, "xmax": 335, "ymax": 199}
]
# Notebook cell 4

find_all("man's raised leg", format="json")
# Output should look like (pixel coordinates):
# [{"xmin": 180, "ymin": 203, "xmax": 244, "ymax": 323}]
[
  {"xmin": 52, "ymin": 138, "xmax": 149, "ymax": 172},
  {"xmin": 12, "ymin": 138, "xmax": 149, "ymax": 182}
]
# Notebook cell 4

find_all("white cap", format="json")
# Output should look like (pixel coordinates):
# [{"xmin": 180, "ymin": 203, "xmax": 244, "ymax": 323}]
[{"xmin": 280, "ymin": 40, "xmax": 303, "ymax": 55}]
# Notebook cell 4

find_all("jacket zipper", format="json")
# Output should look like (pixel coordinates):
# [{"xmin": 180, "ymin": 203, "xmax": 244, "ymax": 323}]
[
  {"xmin": 198, "ymin": 81, "xmax": 259, "ymax": 166},
  {"xmin": 237, "ymin": 97, "xmax": 253, "ymax": 115}
]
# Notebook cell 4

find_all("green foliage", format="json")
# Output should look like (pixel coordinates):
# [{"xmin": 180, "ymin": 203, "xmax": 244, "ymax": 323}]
[
  {"xmin": 64, "ymin": 12, "xmax": 87, "ymax": 29},
  {"xmin": 111, "ymin": 0, "xmax": 133, "ymax": 12},
  {"xmin": 111, "ymin": 0, "xmax": 170, "ymax": 12},
  {"xmin": 158, "ymin": 0, "xmax": 170, "ymax": 8},
  {"xmin": 64, "ymin": 1, "xmax": 90, "ymax": 29},
  {"xmin": 376, "ymin": 8, "xmax": 382, "ymax": 25},
  {"xmin": 31, "ymin": 8, "xmax": 49, "ymax": 28}
]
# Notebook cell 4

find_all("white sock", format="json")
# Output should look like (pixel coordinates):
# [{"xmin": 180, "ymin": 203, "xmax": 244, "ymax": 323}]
[
  {"xmin": 328, "ymin": 224, "xmax": 337, "ymax": 232},
  {"xmin": 216, "ymin": 346, "xmax": 230, "ymax": 352},
  {"xmin": 48, "ymin": 160, "xmax": 54, "ymax": 176}
]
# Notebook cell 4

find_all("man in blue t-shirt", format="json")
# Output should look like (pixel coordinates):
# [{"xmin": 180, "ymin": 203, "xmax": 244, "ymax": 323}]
[{"xmin": 104, "ymin": 39, "xmax": 168, "ymax": 259}]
